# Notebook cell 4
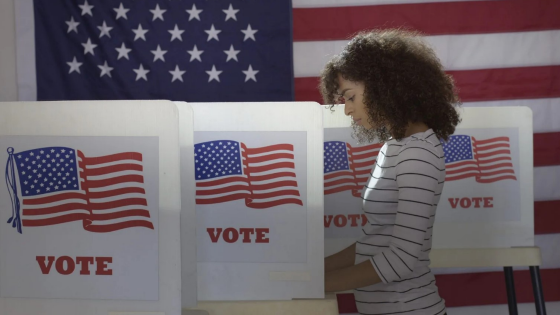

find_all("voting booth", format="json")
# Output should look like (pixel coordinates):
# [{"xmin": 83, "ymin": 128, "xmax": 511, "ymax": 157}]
[
  {"xmin": 0, "ymin": 101, "xmax": 195, "ymax": 315},
  {"xmin": 182, "ymin": 102, "xmax": 325, "ymax": 301},
  {"xmin": 323, "ymin": 105, "xmax": 534, "ymax": 255}
]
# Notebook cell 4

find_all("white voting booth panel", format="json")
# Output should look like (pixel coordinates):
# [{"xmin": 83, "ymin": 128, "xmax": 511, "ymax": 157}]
[
  {"xmin": 0, "ymin": 101, "xmax": 189, "ymax": 315},
  {"xmin": 185, "ymin": 102, "xmax": 324, "ymax": 301},
  {"xmin": 176, "ymin": 103, "xmax": 198, "ymax": 308},
  {"xmin": 323, "ymin": 105, "xmax": 534, "ymax": 256}
]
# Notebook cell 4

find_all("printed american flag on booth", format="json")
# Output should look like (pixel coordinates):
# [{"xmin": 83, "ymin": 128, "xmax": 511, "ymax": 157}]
[
  {"xmin": 323, "ymin": 141, "xmax": 382, "ymax": 197},
  {"xmin": 33, "ymin": 0, "xmax": 292, "ymax": 102},
  {"xmin": 5, "ymin": 146, "xmax": 154, "ymax": 234},
  {"xmin": 442, "ymin": 135, "xmax": 517, "ymax": 183},
  {"xmin": 194, "ymin": 140, "xmax": 303, "ymax": 209}
]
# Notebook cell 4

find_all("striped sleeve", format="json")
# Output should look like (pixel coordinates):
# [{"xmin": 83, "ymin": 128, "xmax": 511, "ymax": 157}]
[{"xmin": 370, "ymin": 144, "xmax": 442, "ymax": 284}]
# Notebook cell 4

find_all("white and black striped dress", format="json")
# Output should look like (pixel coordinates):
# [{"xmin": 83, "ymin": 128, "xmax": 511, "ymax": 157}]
[{"xmin": 354, "ymin": 129, "xmax": 446, "ymax": 315}]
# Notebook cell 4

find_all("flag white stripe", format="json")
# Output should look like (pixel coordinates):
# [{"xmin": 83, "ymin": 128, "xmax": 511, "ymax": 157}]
[{"xmin": 293, "ymin": 30, "xmax": 560, "ymax": 77}]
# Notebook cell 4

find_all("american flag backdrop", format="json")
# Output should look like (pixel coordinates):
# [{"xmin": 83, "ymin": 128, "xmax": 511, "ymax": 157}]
[
  {"xmin": 323, "ymin": 141, "xmax": 382, "ymax": 196},
  {"xmin": 442, "ymin": 135, "xmax": 517, "ymax": 183},
  {"xmin": 194, "ymin": 140, "xmax": 303, "ymax": 209},
  {"xmin": 5, "ymin": 146, "xmax": 154, "ymax": 234},
  {"xmin": 12, "ymin": 0, "xmax": 560, "ymax": 312}
]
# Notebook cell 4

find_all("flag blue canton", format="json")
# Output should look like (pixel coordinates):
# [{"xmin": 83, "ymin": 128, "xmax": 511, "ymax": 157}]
[
  {"xmin": 15, "ymin": 147, "xmax": 80, "ymax": 196},
  {"xmin": 34, "ymin": 0, "xmax": 294, "ymax": 101},
  {"xmin": 324, "ymin": 141, "xmax": 349, "ymax": 173},
  {"xmin": 194, "ymin": 140, "xmax": 242, "ymax": 180},
  {"xmin": 442, "ymin": 135, "xmax": 473, "ymax": 163}
]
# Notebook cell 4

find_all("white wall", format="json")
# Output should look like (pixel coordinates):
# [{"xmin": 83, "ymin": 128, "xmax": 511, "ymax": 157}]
[{"xmin": 0, "ymin": 0, "xmax": 17, "ymax": 102}]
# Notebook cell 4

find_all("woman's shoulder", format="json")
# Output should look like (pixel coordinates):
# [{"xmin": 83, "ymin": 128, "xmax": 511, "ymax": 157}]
[{"xmin": 394, "ymin": 129, "xmax": 445, "ymax": 162}]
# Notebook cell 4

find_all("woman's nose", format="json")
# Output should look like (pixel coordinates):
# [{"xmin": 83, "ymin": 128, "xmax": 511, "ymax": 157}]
[{"xmin": 344, "ymin": 102, "xmax": 353, "ymax": 116}]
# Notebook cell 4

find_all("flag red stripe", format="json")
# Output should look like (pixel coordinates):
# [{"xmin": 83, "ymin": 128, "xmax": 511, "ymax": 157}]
[
  {"xmin": 79, "ymin": 152, "xmax": 142, "ymax": 165},
  {"xmin": 83, "ymin": 163, "xmax": 143, "ymax": 176},
  {"xmin": 445, "ymin": 166, "xmax": 478, "ymax": 176},
  {"xmin": 351, "ymin": 160, "xmax": 376, "ymax": 169},
  {"xmin": 476, "ymin": 175, "xmax": 518, "ymax": 183},
  {"xmin": 195, "ymin": 176, "xmax": 248, "ymax": 187},
  {"xmin": 250, "ymin": 180, "xmax": 298, "ymax": 191},
  {"xmin": 88, "ymin": 187, "xmax": 146, "ymax": 199},
  {"xmin": 348, "ymin": 143, "xmax": 383, "ymax": 153},
  {"xmin": 196, "ymin": 193, "xmax": 249, "ymax": 204},
  {"xmin": 85, "ymin": 174, "xmax": 144, "ymax": 188},
  {"xmin": 22, "ymin": 192, "xmax": 86, "ymax": 205},
  {"xmin": 196, "ymin": 185, "xmax": 251, "ymax": 196},
  {"xmin": 243, "ymin": 144, "xmax": 293, "ymax": 155},
  {"xmin": 475, "ymin": 149, "xmax": 511, "ymax": 159},
  {"xmin": 296, "ymin": 65, "xmax": 560, "ymax": 104},
  {"xmin": 535, "ymin": 200, "xmax": 560, "ymax": 234},
  {"xmin": 250, "ymin": 171, "xmax": 296, "ymax": 182},
  {"xmin": 23, "ymin": 202, "xmax": 86, "ymax": 215},
  {"xmin": 446, "ymin": 160, "xmax": 478, "ymax": 169},
  {"xmin": 85, "ymin": 220, "xmax": 154, "ymax": 233},
  {"xmin": 446, "ymin": 173, "xmax": 478, "ymax": 181},
  {"xmin": 336, "ymin": 267, "xmax": 560, "ymax": 312},
  {"xmin": 90, "ymin": 209, "xmax": 151, "ymax": 221},
  {"xmin": 478, "ymin": 163, "xmax": 514, "ymax": 172},
  {"xmin": 475, "ymin": 156, "xmax": 512, "ymax": 165},
  {"xmin": 251, "ymin": 189, "xmax": 301, "ymax": 200},
  {"xmin": 325, "ymin": 178, "xmax": 359, "ymax": 188},
  {"xmin": 22, "ymin": 213, "xmax": 87, "ymax": 226},
  {"xmin": 535, "ymin": 132, "xmax": 560, "ymax": 167},
  {"xmin": 474, "ymin": 143, "xmax": 510, "ymax": 151},
  {"xmin": 325, "ymin": 170, "xmax": 354, "ymax": 180},
  {"xmin": 325, "ymin": 185, "xmax": 357, "ymax": 195},
  {"xmin": 89, "ymin": 198, "xmax": 147, "ymax": 210},
  {"xmin": 473, "ymin": 137, "xmax": 509, "ymax": 145},
  {"xmin": 355, "ymin": 169, "xmax": 371, "ymax": 176},
  {"xmin": 246, "ymin": 198, "xmax": 303, "ymax": 209},
  {"xmin": 248, "ymin": 162, "xmax": 295, "ymax": 174},
  {"xmin": 247, "ymin": 153, "xmax": 294, "ymax": 164},
  {"xmin": 293, "ymin": 0, "xmax": 559, "ymax": 41},
  {"xmin": 480, "ymin": 169, "xmax": 515, "ymax": 179}
]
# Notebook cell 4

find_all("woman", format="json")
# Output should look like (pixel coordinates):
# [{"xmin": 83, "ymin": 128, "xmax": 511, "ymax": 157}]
[{"xmin": 321, "ymin": 29, "xmax": 460, "ymax": 315}]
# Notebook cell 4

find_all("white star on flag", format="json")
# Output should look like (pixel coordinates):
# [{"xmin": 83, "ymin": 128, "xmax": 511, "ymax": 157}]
[
  {"xmin": 206, "ymin": 65, "xmax": 222, "ymax": 82},
  {"xmin": 133, "ymin": 64, "xmax": 150, "ymax": 81},
  {"xmin": 151, "ymin": 45, "xmax": 167, "ymax": 62},
  {"xmin": 243, "ymin": 65, "xmax": 259, "ymax": 82},
  {"xmin": 187, "ymin": 45, "xmax": 204, "ymax": 62},
  {"xmin": 241, "ymin": 24, "xmax": 258, "ymax": 41},
  {"xmin": 223, "ymin": 4, "xmax": 240, "ymax": 21},
  {"xmin": 224, "ymin": 45, "xmax": 240, "ymax": 62},
  {"xmin": 114, "ymin": 3, "xmax": 130, "ymax": 20},
  {"xmin": 169, "ymin": 65, "xmax": 186, "ymax": 82},
  {"xmin": 81, "ymin": 38, "xmax": 97, "ymax": 55},
  {"xmin": 98, "ymin": 61, "xmax": 113, "ymax": 78},
  {"xmin": 205, "ymin": 24, "xmax": 221, "ymax": 42},
  {"xmin": 186, "ymin": 4, "xmax": 203, "ymax": 21},
  {"xmin": 79, "ymin": 0, "xmax": 94, "ymax": 16},
  {"xmin": 65, "ymin": 16, "xmax": 80, "ymax": 33},
  {"xmin": 168, "ymin": 24, "xmax": 185, "ymax": 42},
  {"xmin": 150, "ymin": 4, "xmax": 166, "ymax": 21},
  {"xmin": 132, "ymin": 24, "xmax": 149, "ymax": 41},
  {"xmin": 115, "ymin": 43, "xmax": 131, "ymax": 60},
  {"xmin": 67, "ymin": 57, "xmax": 82, "ymax": 74},
  {"xmin": 97, "ymin": 21, "xmax": 113, "ymax": 38}
]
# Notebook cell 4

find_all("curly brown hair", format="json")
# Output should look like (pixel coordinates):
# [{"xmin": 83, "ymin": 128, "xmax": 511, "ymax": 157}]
[{"xmin": 320, "ymin": 29, "xmax": 461, "ymax": 142}]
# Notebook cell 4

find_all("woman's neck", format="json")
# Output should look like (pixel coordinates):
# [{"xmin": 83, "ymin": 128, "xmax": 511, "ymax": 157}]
[{"xmin": 403, "ymin": 122, "xmax": 430, "ymax": 138}]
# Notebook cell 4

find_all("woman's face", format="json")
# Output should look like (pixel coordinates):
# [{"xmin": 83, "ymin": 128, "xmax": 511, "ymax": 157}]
[{"xmin": 336, "ymin": 74, "xmax": 374, "ymax": 130}]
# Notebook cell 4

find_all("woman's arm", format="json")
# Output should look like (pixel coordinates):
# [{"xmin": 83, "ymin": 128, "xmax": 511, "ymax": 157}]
[
  {"xmin": 325, "ymin": 242, "xmax": 356, "ymax": 273},
  {"xmin": 325, "ymin": 260, "xmax": 382, "ymax": 292}
]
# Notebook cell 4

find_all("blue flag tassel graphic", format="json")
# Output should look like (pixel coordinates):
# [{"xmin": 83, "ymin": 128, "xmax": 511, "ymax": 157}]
[{"xmin": 5, "ymin": 147, "xmax": 22, "ymax": 234}]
